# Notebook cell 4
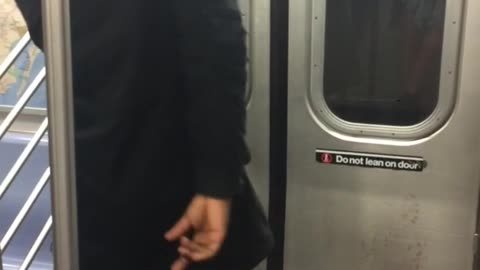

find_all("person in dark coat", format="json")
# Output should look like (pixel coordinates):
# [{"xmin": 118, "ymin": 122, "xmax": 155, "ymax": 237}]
[{"xmin": 14, "ymin": 0, "xmax": 273, "ymax": 269}]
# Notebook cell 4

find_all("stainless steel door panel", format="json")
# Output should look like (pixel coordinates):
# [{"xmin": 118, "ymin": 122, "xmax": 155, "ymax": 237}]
[
  {"xmin": 243, "ymin": 0, "xmax": 271, "ymax": 212},
  {"xmin": 242, "ymin": 0, "xmax": 271, "ymax": 269},
  {"xmin": 285, "ymin": 0, "xmax": 480, "ymax": 269}
]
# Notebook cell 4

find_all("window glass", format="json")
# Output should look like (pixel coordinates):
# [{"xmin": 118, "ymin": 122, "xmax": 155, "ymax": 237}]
[
  {"xmin": 323, "ymin": 0, "xmax": 446, "ymax": 126},
  {"xmin": 0, "ymin": 0, "xmax": 46, "ymax": 111}
]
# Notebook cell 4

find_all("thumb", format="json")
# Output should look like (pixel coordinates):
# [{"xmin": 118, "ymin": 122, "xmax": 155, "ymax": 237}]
[{"xmin": 165, "ymin": 216, "xmax": 191, "ymax": 242}]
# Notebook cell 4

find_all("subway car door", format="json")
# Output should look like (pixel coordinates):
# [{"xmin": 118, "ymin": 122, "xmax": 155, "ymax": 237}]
[
  {"xmin": 240, "ymin": 0, "xmax": 271, "ymax": 215},
  {"xmin": 285, "ymin": 0, "xmax": 480, "ymax": 270},
  {"xmin": 240, "ymin": 1, "xmax": 271, "ymax": 269}
]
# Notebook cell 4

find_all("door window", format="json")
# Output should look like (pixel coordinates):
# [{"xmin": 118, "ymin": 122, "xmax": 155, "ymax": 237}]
[{"xmin": 323, "ymin": 0, "xmax": 446, "ymax": 126}]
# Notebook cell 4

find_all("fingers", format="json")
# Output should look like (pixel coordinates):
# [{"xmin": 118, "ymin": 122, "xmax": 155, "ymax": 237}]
[
  {"xmin": 171, "ymin": 257, "xmax": 189, "ymax": 270},
  {"xmin": 191, "ymin": 230, "xmax": 225, "ymax": 247},
  {"xmin": 168, "ymin": 195, "xmax": 230, "ymax": 267},
  {"xmin": 179, "ymin": 236, "xmax": 204, "ymax": 260},
  {"xmin": 165, "ymin": 216, "xmax": 191, "ymax": 242},
  {"xmin": 178, "ymin": 235, "xmax": 222, "ymax": 262},
  {"xmin": 171, "ymin": 235, "xmax": 221, "ymax": 270}
]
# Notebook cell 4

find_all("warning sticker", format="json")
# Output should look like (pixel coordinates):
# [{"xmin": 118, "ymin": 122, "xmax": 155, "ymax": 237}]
[{"xmin": 316, "ymin": 149, "xmax": 425, "ymax": 172}]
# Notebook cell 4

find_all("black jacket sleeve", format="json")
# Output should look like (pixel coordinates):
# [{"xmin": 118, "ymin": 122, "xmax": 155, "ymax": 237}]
[
  {"xmin": 172, "ymin": 0, "xmax": 250, "ymax": 198},
  {"xmin": 14, "ymin": 0, "xmax": 44, "ymax": 49}
]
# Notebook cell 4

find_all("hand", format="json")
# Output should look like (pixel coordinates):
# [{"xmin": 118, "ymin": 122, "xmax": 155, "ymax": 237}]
[{"xmin": 165, "ymin": 195, "xmax": 231, "ymax": 270}]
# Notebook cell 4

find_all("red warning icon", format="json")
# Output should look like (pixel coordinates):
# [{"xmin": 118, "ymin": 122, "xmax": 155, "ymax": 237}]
[{"xmin": 321, "ymin": 153, "xmax": 333, "ymax": 164}]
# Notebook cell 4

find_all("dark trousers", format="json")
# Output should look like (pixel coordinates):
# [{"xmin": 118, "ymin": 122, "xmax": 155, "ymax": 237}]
[{"xmin": 80, "ymin": 251, "xmax": 253, "ymax": 270}]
